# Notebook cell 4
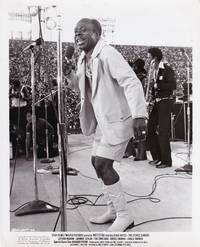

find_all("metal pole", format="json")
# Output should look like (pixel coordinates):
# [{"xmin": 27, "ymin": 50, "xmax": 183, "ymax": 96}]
[
  {"xmin": 186, "ymin": 61, "xmax": 191, "ymax": 165},
  {"xmin": 45, "ymin": 100, "xmax": 49, "ymax": 159},
  {"xmin": 57, "ymin": 14, "xmax": 67, "ymax": 231},
  {"xmin": 170, "ymin": 113, "xmax": 174, "ymax": 141},
  {"xmin": 175, "ymin": 53, "xmax": 192, "ymax": 173},
  {"xmin": 183, "ymin": 102, "xmax": 187, "ymax": 142},
  {"xmin": 31, "ymin": 49, "xmax": 39, "ymax": 201}
]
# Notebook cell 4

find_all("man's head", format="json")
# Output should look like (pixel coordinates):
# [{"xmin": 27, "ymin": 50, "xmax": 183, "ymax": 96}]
[
  {"xmin": 74, "ymin": 18, "xmax": 102, "ymax": 53},
  {"xmin": 133, "ymin": 58, "xmax": 145, "ymax": 73},
  {"xmin": 147, "ymin": 48, "xmax": 163, "ymax": 63},
  {"xmin": 26, "ymin": 109, "xmax": 32, "ymax": 123},
  {"xmin": 13, "ymin": 80, "xmax": 21, "ymax": 89},
  {"xmin": 25, "ymin": 108, "xmax": 39, "ymax": 122}
]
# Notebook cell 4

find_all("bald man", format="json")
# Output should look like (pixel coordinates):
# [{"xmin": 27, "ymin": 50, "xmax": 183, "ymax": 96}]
[{"xmin": 65, "ymin": 18, "xmax": 147, "ymax": 232}]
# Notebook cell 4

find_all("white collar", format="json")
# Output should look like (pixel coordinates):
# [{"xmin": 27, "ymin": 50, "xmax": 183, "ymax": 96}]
[
  {"xmin": 158, "ymin": 61, "xmax": 165, "ymax": 69},
  {"xmin": 151, "ymin": 59, "xmax": 166, "ymax": 69}
]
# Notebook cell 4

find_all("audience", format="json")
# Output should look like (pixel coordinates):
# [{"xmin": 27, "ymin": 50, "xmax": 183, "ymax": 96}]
[{"xmin": 9, "ymin": 39, "xmax": 192, "ymax": 158}]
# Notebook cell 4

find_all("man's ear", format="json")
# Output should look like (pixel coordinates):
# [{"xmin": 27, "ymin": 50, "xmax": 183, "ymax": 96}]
[
  {"xmin": 150, "ymin": 58, "xmax": 156, "ymax": 65},
  {"xmin": 95, "ymin": 32, "xmax": 101, "ymax": 38}
]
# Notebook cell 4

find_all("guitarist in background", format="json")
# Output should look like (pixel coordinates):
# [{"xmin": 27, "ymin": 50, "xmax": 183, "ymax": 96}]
[{"xmin": 146, "ymin": 48, "xmax": 176, "ymax": 168}]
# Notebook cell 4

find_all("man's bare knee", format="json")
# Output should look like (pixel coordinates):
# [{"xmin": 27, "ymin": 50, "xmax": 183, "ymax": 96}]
[
  {"xmin": 91, "ymin": 156, "xmax": 96, "ymax": 167},
  {"xmin": 94, "ymin": 156, "xmax": 113, "ymax": 179}
]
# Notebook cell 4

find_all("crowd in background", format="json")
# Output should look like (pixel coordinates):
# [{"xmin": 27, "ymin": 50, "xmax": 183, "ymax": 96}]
[
  {"xmin": 115, "ymin": 44, "xmax": 192, "ymax": 98},
  {"xmin": 9, "ymin": 40, "xmax": 81, "ymax": 133},
  {"xmin": 9, "ymin": 39, "xmax": 192, "ymax": 134}
]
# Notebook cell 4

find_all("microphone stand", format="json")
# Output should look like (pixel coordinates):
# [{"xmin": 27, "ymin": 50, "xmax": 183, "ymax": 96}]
[
  {"xmin": 35, "ymin": 90, "xmax": 58, "ymax": 105},
  {"xmin": 175, "ymin": 52, "xmax": 192, "ymax": 173},
  {"xmin": 56, "ymin": 15, "xmax": 67, "ymax": 231},
  {"xmin": 15, "ymin": 47, "xmax": 59, "ymax": 216}
]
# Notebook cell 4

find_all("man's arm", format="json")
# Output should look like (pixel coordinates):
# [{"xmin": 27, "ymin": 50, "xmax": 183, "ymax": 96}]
[
  {"xmin": 103, "ymin": 46, "xmax": 147, "ymax": 138},
  {"xmin": 103, "ymin": 46, "xmax": 148, "ymax": 120},
  {"xmin": 42, "ymin": 119, "xmax": 55, "ymax": 140},
  {"xmin": 63, "ymin": 58, "xmax": 80, "ymax": 92},
  {"xmin": 22, "ymin": 86, "xmax": 32, "ymax": 102},
  {"xmin": 46, "ymin": 121, "xmax": 54, "ymax": 136},
  {"xmin": 25, "ymin": 132, "xmax": 31, "ymax": 160}
]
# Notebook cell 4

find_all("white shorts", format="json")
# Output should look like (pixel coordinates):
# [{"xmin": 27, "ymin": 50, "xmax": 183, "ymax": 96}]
[{"xmin": 91, "ymin": 126, "xmax": 129, "ymax": 162}]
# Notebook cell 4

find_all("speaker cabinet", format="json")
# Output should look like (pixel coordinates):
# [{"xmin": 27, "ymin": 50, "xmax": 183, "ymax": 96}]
[{"xmin": 171, "ymin": 102, "xmax": 192, "ymax": 142}]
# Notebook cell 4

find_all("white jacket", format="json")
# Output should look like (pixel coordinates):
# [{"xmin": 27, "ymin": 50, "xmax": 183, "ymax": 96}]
[{"xmin": 68, "ymin": 39, "xmax": 147, "ymax": 145}]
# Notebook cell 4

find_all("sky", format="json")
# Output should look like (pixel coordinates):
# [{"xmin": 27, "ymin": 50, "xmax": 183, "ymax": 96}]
[{"xmin": 6, "ymin": 0, "xmax": 199, "ymax": 46}]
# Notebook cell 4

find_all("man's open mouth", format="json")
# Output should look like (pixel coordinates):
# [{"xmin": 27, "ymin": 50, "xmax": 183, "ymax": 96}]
[{"xmin": 76, "ymin": 39, "xmax": 85, "ymax": 46}]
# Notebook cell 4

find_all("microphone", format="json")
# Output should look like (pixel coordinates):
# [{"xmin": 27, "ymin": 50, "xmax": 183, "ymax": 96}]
[
  {"xmin": 64, "ymin": 45, "xmax": 75, "ymax": 62},
  {"xmin": 64, "ymin": 46, "xmax": 75, "ymax": 76},
  {"xmin": 23, "ymin": 38, "xmax": 43, "ymax": 52},
  {"xmin": 180, "ymin": 48, "xmax": 192, "ymax": 65}
]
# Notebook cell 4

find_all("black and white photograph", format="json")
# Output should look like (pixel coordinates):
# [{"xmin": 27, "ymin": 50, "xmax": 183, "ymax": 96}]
[{"xmin": 1, "ymin": 0, "xmax": 200, "ymax": 246}]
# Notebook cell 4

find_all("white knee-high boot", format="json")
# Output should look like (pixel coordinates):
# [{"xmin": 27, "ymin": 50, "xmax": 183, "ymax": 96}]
[
  {"xmin": 89, "ymin": 183, "xmax": 116, "ymax": 224},
  {"xmin": 106, "ymin": 180, "xmax": 134, "ymax": 232}
]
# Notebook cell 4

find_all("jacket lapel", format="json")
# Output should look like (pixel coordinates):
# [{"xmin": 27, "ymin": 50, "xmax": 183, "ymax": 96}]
[
  {"xmin": 156, "ymin": 68, "xmax": 164, "ymax": 83},
  {"xmin": 78, "ymin": 39, "xmax": 107, "ymax": 100},
  {"xmin": 90, "ymin": 38, "xmax": 107, "ymax": 99},
  {"xmin": 156, "ymin": 61, "xmax": 165, "ymax": 83},
  {"xmin": 91, "ymin": 58, "xmax": 99, "ymax": 99},
  {"xmin": 78, "ymin": 53, "xmax": 86, "ymax": 99}
]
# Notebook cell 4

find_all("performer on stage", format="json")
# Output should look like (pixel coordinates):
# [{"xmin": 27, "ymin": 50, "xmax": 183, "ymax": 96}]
[
  {"xmin": 25, "ymin": 109, "xmax": 55, "ymax": 159},
  {"xmin": 146, "ymin": 48, "xmax": 176, "ymax": 168},
  {"xmin": 9, "ymin": 79, "xmax": 32, "ymax": 108},
  {"xmin": 64, "ymin": 18, "xmax": 147, "ymax": 231}
]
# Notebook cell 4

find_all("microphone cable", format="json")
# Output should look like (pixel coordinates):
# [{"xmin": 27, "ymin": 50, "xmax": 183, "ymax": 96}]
[
  {"xmin": 60, "ymin": 171, "xmax": 192, "ymax": 231},
  {"xmin": 10, "ymin": 91, "xmax": 23, "ymax": 196},
  {"xmin": 132, "ymin": 216, "xmax": 192, "ymax": 229},
  {"xmin": 67, "ymin": 171, "xmax": 191, "ymax": 208}
]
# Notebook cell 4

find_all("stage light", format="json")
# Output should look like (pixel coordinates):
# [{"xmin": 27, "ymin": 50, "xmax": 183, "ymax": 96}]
[
  {"xmin": 28, "ymin": 6, "xmax": 38, "ymax": 16},
  {"xmin": 46, "ymin": 17, "xmax": 57, "ymax": 30}
]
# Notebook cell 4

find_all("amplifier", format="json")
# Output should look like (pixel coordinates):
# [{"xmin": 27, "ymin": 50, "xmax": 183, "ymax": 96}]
[{"xmin": 171, "ymin": 101, "xmax": 192, "ymax": 142}]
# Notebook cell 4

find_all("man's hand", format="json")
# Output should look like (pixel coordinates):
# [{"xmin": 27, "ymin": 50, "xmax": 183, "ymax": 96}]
[
  {"xmin": 132, "ymin": 118, "xmax": 147, "ymax": 141},
  {"xmin": 63, "ymin": 58, "xmax": 73, "ymax": 77},
  {"xmin": 75, "ymin": 101, "xmax": 81, "ymax": 110}
]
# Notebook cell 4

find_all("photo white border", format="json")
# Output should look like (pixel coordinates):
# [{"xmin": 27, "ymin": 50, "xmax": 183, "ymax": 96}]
[{"xmin": 1, "ymin": 0, "xmax": 200, "ymax": 246}]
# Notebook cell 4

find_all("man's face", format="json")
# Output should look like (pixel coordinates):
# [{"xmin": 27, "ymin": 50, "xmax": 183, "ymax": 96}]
[
  {"xmin": 147, "ymin": 53, "xmax": 154, "ymax": 62},
  {"xmin": 133, "ymin": 64, "xmax": 138, "ymax": 72},
  {"xmin": 74, "ymin": 20, "xmax": 100, "ymax": 53},
  {"xmin": 13, "ymin": 82, "xmax": 20, "ymax": 90},
  {"xmin": 146, "ymin": 53, "xmax": 156, "ymax": 67}
]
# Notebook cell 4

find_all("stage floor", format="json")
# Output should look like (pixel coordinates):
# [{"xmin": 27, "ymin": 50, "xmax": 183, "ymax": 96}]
[{"xmin": 10, "ymin": 134, "xmax": 192, "ymax": 232}]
